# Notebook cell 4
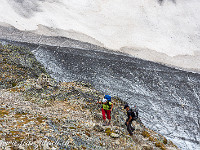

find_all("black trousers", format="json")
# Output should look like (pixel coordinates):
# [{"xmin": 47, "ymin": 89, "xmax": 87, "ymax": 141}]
[{"xmin": 125, "ymin": 118, "xmax": 135, "ymax": 135}]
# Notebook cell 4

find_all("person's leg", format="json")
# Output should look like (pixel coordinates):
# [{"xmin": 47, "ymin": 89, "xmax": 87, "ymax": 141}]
[
  {"xmin": 106, "ymin": 110, "xmax": 111, "ymax": 125},
  {"xmin": 127, "ymin": 123, "xmax": 133, "ymax": 135},
  {"xmin": 130, "ymin": 120, "xmax": 135, "ymax": 131},
  {"xmin": 125, "ymin": 118, "xmax": 128, "ymax": 126},
  {"xmin": 131, "ymin": 126, "xmax": 135, "ymax": 131},
  {"xmin": 125, "ymin": 118, "xmax": 133, "ymax": 135},
  {"xmin": 101, "ymin": 108, "xmax": 106, "ymax": 121},
  {"xmin": 101, "ymin": 108, "xmax": 107, "ymax": 125},
  {"xmin": 125, "ymin": 120, "xmax": 133, "ymax": 135}
]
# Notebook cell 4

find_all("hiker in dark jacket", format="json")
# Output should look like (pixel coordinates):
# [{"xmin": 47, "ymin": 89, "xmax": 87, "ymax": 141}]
[{"xmin": 124, "ymin": 104, "xmax": 135, "ymax": 136}]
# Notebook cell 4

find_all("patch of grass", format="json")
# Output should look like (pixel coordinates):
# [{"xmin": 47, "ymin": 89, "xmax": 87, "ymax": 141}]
[
  {"xmin": 5, "ymin": 131, "xmax": 25, "ymax": 143},
  {"xmin": 14, "ymin": 113, "xmax": 23, "ymax": 118},
  {"xmin": 149, "ymin": 136, "xmax": 157, "ymax": 143},
  {"xmin": 27, "ymin": 145, "xmax": 35, "ymax": 150},
  {"xmin": 36, "ymin": 116, "xmax": 47, "ymax": 123},
  {"xmin": 147, "ymin": 132, "xmax": 168, "ymax": 149},
  {"xmin": 69, "ymin": 127, "xmax": 76, "ymax": 130},
  {"xmin": 155, "ymin": 141, "xmax": 166, "ymax": 150},
  {"xmin": 0, "ymin": 108, "xmax": 9, "ymax": 117},
  {"xmin": 9, "ymin": 87, "xmax": 22, "ymax": 92},
  {"xmin": 142, "ymin": 130, "xmax": 150, "ymax": 138},
  {"xmin": 11, "ymin": 82, "xmax": 17, "ymax": 87},
  {"xmin": 81, "ymin": 145, "xmax": 87, "ymax": 149},
  {"xmin": 85, "ymin": 131, "xmax": 91, "ymax": 137},
  {"xmin": 163, "ymin": 137, "xmax": 167, "ymax": 144},
  {"xmin": 105, "ymin": 128, "xmax": 114, "ymax": 136}
]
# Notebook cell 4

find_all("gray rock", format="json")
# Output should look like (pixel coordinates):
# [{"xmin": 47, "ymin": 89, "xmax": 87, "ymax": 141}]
[
  {"xmin": 110, "ymin": 133, "xmax": 120, "ymax": 138},
  {"xmin": 93, "ymin": 112, "xmax": 102, "ymax": 122},
  {"xmin": 93, "ymin": 124, "xmax": 104, "ymax": 132},
  {"xmin": 35, "ymin": 84, "xmax": 42, "ymax": 90},
  {"xmin": 18, "ymin": 145, "xmax": 25, "ymax": 150}
]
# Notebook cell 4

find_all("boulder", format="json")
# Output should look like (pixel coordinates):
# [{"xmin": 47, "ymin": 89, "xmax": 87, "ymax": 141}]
[
  {"xmin": 35, "ymin": 84, "xmax": 42, "ymax": 90},
  {"xmin": 110, "ymin": 133, "xmax": 120, "ymax": 138}
]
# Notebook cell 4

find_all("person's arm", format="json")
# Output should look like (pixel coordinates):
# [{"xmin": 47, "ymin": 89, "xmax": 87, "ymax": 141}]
[
  {"xmin": 110, "ymin": 103, "xmax": 113, "ymax": 111},
  {"xmin": 96, "ymin": 101, "xmax": 102, "ymax": 104},
  {"xmin": 127, "ymin": 115, "xmax": 132, "ymax": 125}
]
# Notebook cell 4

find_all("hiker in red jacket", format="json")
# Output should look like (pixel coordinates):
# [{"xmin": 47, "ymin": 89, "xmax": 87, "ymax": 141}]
[{"xmin": 97, "ymin": 95, "xmax": 113, "ymax": 126}]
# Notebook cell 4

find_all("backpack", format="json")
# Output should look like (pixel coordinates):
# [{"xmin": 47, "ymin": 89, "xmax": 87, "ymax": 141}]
[
  {"xmin": 104, "ymin": 95, "xmax": 112, "ymax": 109},
  {"xmin": 130, "ymin": 106, "xmax": 138, "ymax": 120},
  {"xmin": 104, "ymin": 95, "xmax": 111, "ymax": 102}
]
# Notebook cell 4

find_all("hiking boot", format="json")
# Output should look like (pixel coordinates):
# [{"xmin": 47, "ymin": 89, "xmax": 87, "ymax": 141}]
[
  {"xmin": 129, "ymin": 133, "xmax": 133, "ymax": 136},
  {"xmin": 103, "ymin": 123, "xmax": 107, "ymax": 126},
  {"xmin": 103, "ymin": 121, "xmax": 107, "ymax": 126},
  {"xmin": 107, "ymin": 121, "xmax": 111, "ymax": 126},
  {"xmin": 131, "ymin": 127, "xmax": 135, "ymax": 132}
]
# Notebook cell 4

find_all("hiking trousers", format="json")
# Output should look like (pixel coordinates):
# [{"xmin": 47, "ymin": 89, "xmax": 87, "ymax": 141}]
[
  {"xmin": 125, "ymin": 118, "xmax": 135, "ymax": 135},
  {"xmin": 101, "ymin": 108, "xmax": 111, "ymax": 120}
]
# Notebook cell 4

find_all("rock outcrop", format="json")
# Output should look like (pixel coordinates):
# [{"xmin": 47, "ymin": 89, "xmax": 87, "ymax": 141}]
[{"xmin": 0, "ymin": 43, "xmax": 46, "ymax": 89}]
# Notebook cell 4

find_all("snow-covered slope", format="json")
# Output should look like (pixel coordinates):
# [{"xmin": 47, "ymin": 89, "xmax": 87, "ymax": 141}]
[{"xmin": 0, "ymin": 0, "xmax": 200, "ymax": 71}]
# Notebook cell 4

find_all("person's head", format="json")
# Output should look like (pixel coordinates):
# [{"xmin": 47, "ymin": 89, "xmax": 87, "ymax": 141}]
[
  {"xmin": 124, "ymin": 104, "xmax": 129, "ymax": 111},
  {"xmin": 102, "ymin": 98, "xmax": 107, "ymax": 104}
]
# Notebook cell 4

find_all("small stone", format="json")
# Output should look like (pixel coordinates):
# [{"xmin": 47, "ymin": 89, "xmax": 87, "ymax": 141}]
[
  {"xmin": 93, "ymin": 124, "xmax": 104, "ymax": 132},
  {"xmin": 68, "ymin": 137, "xmax": 74, "ymax": 144},
  {"xmin": 115, "ymin": 140, "xmax": 120, "ymax": 145},
  {"xmin": 18, "ymin": 145, "xmax": 25, "ymax": 150},
  {"xmin": 35, "ymin": 84, "xmax": 42, "ymax": 90},
  {"xmin": 110, "ymin": 133, "xmax": 120, "ymax": 138}
]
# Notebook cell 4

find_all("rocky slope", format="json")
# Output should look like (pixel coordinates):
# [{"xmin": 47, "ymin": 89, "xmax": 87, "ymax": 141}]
[
  {"xmin": 0, "ymin": 43, "xmax": 179, "ymax": 149},
  {"xmin": 0, "ymin": 43, "xmax": 46, "ymax": 89}
]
